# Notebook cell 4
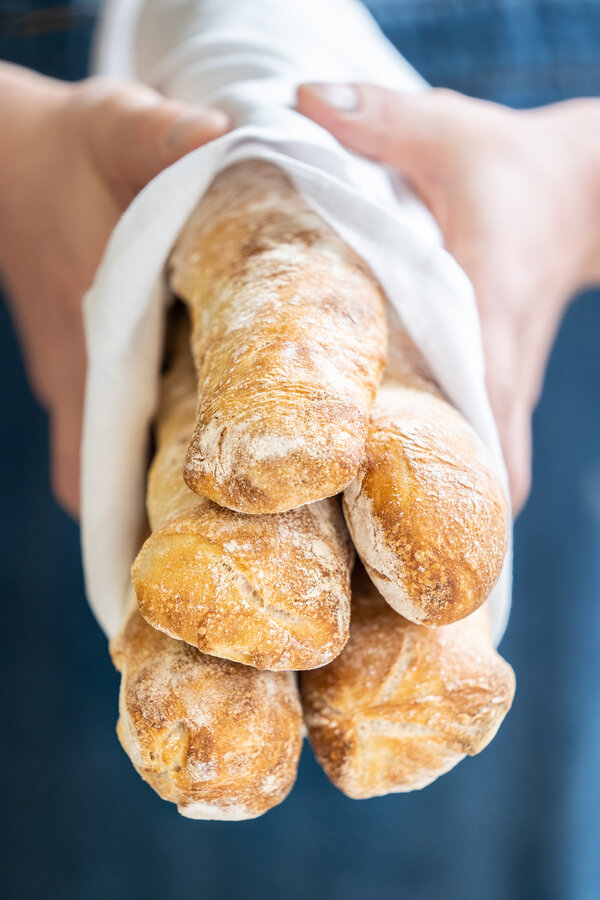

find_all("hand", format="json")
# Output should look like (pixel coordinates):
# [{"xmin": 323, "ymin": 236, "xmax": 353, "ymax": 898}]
[
  {"xmin": 297, "ymin": 83, "xmax": 600, "ymax": 512},
  {"xmin": 0, "ymin": 63, "xmax": 229, "ymax": 518}
]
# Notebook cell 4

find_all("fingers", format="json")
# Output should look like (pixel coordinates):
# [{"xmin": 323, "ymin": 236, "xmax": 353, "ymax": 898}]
[
  {"xmin": 75, "ymin": 78, "xmax": 230, "ymax": 203},
  {"xmin": 297, "ymin": 83, "xmax": 470, "ymax": 185},
  {"xmin": 297, "ymin": 80, "xmax": 553, "ymax": 517},
  {"xmin": 33, "ymin": 77, "xmax": 229, "ymax": 519}
]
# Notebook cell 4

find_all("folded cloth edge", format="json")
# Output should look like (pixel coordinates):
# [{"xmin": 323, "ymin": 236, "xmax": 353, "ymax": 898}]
[{"xmin": 83, "ymin": 0, "xmax": 512, "ymax": 646}]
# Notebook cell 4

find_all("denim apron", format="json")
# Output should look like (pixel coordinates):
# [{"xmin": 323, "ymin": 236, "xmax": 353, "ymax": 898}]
[{"xmin": 1, "ymin": 3, "xmax": 599, "ymax": 899}]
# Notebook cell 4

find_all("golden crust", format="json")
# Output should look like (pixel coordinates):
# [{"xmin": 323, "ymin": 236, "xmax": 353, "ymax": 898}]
[
  {"xmin": 301, "ymin": 567, "xmax": 515, "ymax": 799},
  {"xmin": 168, "ymin": 160, "xmax": 387, "ymax": 514},
  {"xmin": 131, "ymin": 314, "xmax": 354, "ymax": 670},
  {"xmin": 111, "ymin": 605, "xmax": 303, "ymax": 820},
  {"xmin": 343, "ymin": 311, "xmax": 509, "ymax": 625}
]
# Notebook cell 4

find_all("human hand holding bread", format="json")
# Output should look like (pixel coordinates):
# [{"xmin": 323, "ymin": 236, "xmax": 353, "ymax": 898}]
[
  {"xmin": 297, "ymin": 83, "xmax": 600, "ymax": 513},
  {"xmin": 111, "ymin": 160, "xmax": 515, "ymax": 818},
  {"xmin": 0, "ymin": 62, "xmax": 229, "ymax": 517}
]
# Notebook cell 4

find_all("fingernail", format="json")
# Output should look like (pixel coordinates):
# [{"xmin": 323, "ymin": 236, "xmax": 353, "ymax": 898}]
[
  {"xmin": 165, "ymin": 108, "xmax": 230, "ymax": 153},
  {"xmin": 303, "ymin": 83, "xmax": 360, "ymax": 112}
]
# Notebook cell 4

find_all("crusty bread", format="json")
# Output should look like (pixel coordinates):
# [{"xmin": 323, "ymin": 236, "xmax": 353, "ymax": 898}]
[
  {"xmin": 168, "ymin": 159, "xmax": 387, "ymax": 515},
  {"xmin": 343, "ymin": 309, "xmax": 509, "ymax": 625},
  {"xmin": 131, "ymin": 312, "xmax": 354, "ymax": 670},
  {"xmin": 110, "ymin": 601, "xmax": 303, "ymax": 820},
  {"xmin": 301, "ymin": 566, "xmax": 515, "ymax": 798}
]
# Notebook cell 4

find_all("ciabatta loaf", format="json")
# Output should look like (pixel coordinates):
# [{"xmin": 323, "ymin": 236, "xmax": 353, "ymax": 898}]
[
  {"xmin": 343, "ymin": 310, "xmax": 509, "ymax": 625},
  {"xmin": 111, "ymin": 602, "xmax": 302, "ymax": 820},
  {"xmin": 168, "ymin": 160, "xmax": 387, "ymax": 514},
  {"xmin": 301, "ymin": 566, "xmax": 515, "ymax": 798},
  {"xmin": 132, "ymin": 313, "xmax": 353, "ymax": 670}
]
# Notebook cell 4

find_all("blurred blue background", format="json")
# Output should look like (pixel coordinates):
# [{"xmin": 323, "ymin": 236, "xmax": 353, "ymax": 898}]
[{"xmin": 1, "ymin": 2, "xmax": 599, "ymax": 898}]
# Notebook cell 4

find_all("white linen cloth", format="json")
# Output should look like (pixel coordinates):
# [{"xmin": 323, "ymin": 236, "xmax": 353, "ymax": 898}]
[{"xmin": 84, "ymin": 0, "xmax": 512, "ymax": 643}]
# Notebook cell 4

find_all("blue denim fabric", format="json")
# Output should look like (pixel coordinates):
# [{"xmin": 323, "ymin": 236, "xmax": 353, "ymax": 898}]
[
  {"xmin": 0, "ymin": 0, "xmax": 96, "ymax": 78},
  {"xmin": 365, "ymin": 0, "xmax": 600, "ymax": 106},
  {"xmin": 1, "ymin": 3, "xmax": 599, "ymax": 899}
]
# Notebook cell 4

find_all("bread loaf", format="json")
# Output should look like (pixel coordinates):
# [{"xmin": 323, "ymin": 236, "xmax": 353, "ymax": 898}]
[
  {"xmin": 131, "ymin": 312, "xmax": 354, "ymax": 670},
  {"xmin": 301, "ymin": 566, "xmax": 515, "ymax": 798},
  {"xmin": 110, "ymin": 602, "xmax": 303, "ymax": 820},
  {"xmin": 168, "ymin": 159, "xmax": 387, "ymax": 514},
  {"xmin": 343, "ymin": 310, "xmax": 509, "ymax": 625}
]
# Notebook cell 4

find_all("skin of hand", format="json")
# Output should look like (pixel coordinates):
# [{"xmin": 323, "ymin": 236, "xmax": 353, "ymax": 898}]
[
  {"xmin": 297, "ymin": 83, "xmax": 600, "ymax": 513},
  {"xmin": 0, "ymin": 62, "xmax": 229, "ymax": 518}
]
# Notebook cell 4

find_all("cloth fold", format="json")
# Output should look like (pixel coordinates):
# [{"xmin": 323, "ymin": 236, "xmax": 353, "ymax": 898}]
[{"xmin": 84, "ymin": 0, "xmax": 512, "ymax": 642}]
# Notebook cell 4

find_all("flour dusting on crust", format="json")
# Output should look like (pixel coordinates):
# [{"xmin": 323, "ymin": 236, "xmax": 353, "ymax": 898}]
[{"xmin": 168, "ymin": 160, "xmax": 388, "ymax": 514}]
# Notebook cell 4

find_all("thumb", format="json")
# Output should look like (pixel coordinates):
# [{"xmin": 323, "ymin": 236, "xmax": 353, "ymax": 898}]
[
  {"xmin": 297, "ymin": 83, "xmax": 470, "ymax": 198},
  {"xmin": 115, "ymin": 98, "xmax": 231, "ymax": 191},
  {"xmin": 80, "ymin": 80, "xmax": 230, "ymax": 201}
]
